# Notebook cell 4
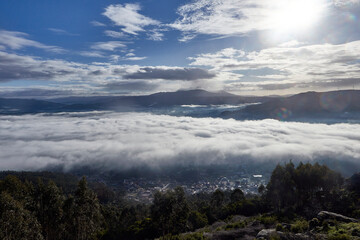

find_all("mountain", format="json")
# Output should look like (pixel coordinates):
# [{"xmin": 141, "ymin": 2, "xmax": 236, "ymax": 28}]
[
  {"xmin": 0, "ymin": 89, "xmax": 268, "ymax": 114},
  {"xmin": 0, "ymin": 98, "xmax": 65, "ymax": 114},
  {"xmin": 131, "ymin": 89, "xmax": 266, "ymax": 106},
  {"xmin": 58, "ymin": 89, "xmax": 269, "ymax": 110},
  {"xmin": 222, "ymin": 90, "xmax": 360, "ymax": 121}
]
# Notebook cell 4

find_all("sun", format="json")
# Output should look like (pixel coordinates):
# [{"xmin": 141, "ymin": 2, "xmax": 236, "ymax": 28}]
[{"xmin": 269, "ymin": 0, "xmax": 327, "ymax": 33}]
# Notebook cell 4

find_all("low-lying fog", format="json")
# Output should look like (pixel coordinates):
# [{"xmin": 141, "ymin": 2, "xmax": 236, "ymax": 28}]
[{"xmin": 1, "ymin": 111, "xmax": 359, "ymax": 175}]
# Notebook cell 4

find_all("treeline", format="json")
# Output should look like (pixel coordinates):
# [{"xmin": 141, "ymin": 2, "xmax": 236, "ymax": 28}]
[{"xmin": 0, "ymin": 162, "xmax": 359, "ymax": 240}]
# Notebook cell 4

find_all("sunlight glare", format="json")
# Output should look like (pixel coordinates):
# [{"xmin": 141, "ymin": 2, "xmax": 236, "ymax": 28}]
[{"xmin": 269, "ymin": 0, "xmax": 327, "ymax": 33}]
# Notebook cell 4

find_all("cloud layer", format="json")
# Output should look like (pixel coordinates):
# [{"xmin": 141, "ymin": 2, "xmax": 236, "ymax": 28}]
[
  {"xmin": 170, "ymin": 0, "xmax": 328, "ymax": 41},
  {"xmin": 190, "ymin": 41, "xmax": 360, "ymax": 93},
  {"xmin": 0, "ymin": 30, "xmax": 64, "ymax": 53},
  {"xmin": 0, "ymin": 112, "xmax": 359, "ymax": 173},
  {"xmin": 124, "ymin": 67, "xmax": 216, "ymax": 81}
]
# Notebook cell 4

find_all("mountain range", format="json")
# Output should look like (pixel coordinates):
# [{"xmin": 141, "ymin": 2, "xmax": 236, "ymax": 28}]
[
  {"xmin": 222, "ymin": 90, "xmax": 360, "ymax": 121},
  {"xmin": 1, "ymin": 89, "xmax": 360, "ymax": 121}
]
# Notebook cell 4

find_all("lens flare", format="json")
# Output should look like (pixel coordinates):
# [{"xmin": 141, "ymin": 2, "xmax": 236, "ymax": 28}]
[
  {"xmin": 274, "ymin": 107, "xmax": 292, "ymax": 121},
  {"xmin": 268, "ymin": 0, "xmax": 327, "ymax": 33}
]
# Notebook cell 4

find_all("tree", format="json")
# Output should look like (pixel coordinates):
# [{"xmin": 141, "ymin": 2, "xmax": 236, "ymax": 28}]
[
  {"xmin": 258, "ymin": 184, "xmax": 266, "ymax": 195},
  {"xmin": 63, "ymin": 177, "xmax": 104, "ymax": 240},
  {"xmin": 188, "ymin": 211, "xmax": 208, "ymax": 230},
  {"xmin": 0, "ymin": 192, "xmax": 44, "ymax": 240},
  {"xmin": 230, "ymin": 188, "xmax": 245, "ymax": 203},
  {"xmin": 151, "ymin": 186, "xmax": 189, "ymax": 236},
  {"xmin": 266, "ymin": 163, "xmax": 296, "ymax": 211},
  {"xmin": 211, "ymin": 189, "xmax": 225, "ymax": 207},
  {"xmin": 0, "ymin": 175, "xmax": 31, "ymax": 202},
  {"xmin": 266, "ymin": 162, "xmax": 344, "ymax": 213},
  {"xmin": 33, "ymin": 180, "xmax": 64, "ymax": 240}
]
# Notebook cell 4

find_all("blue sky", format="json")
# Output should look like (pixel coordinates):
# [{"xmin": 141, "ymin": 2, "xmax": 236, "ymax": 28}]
[{"xmin": 0, "ymin": 0, "xmax": 360, "ymax": 97}]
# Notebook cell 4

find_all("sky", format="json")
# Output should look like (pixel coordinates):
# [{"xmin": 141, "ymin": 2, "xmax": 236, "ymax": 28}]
[{"xmin": 0, "ymin": 0, "xmax": 360, "ymax": 97}]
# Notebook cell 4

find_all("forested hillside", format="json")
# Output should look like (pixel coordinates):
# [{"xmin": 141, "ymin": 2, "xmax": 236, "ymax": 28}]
[{"xmin": 0, "ymin": 163, "xmax": 359, "ymax": 240}]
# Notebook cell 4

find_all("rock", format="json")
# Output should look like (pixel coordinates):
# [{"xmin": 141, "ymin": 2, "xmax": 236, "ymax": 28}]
[
  {"xmin": 317, "ymin": 211, "xmax": 358, "ymax": 223},
  {"xmin": 257, "ymin": 229, "xmax": 322, "ymax": 240},
  {"xmin": 256, "ymin": 229, "xmax": 277, "ymax": 239}
]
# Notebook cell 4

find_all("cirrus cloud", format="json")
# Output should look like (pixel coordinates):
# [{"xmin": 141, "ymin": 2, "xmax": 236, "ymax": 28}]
[
  {"xmin": 0, "ymin": 30, "xmax": 65, "ymax": 53},
  {"xmin": 103, "ymin": 3, "xmax": 160, "ymax": 35}
]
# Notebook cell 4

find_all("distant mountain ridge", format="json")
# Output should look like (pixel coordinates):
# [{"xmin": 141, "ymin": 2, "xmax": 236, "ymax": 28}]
[
  {"xmin": 222, "ymin": 90, "xmax": 360, "ymax": 121},
  {"xmin": 0, "ymin": 89, "xmax": 268, "ymax": 114},
  {"xmin": 0, "ymin": 98, "xmax": 65, "ymax": 114},
  {"xmin": 57, "ymin": 89, "xmax": 268, "ymax": 108},
  {"xmin": 1, "ymin": 89, "xmax": 360, "ymax": 121}
]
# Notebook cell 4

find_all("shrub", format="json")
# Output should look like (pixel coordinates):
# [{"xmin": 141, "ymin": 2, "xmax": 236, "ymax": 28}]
[
  {"xmin": 328, "ymin": 233, "xmax": 351, "ymax": 240},
  {"xmin": 180, "ymin": 232, "xmax": 205, "ymax": 240},
  {"xmin": 309, "ymin": 218, "xmax": 320, "ymax": 230},
  {"xmin": 224, "ymin": 221, "xmax": 246, "ymax": 230},
  {"xmin": 276, "ymin": 223, "xmax": 284, "ymax": 231},
  {"xmin": 290, "ymin": 219, "xmax": 308, "ymax": 233},
  {"xmin": 258, "ymin": 215, "xmax": 278, "ymax": 226}
]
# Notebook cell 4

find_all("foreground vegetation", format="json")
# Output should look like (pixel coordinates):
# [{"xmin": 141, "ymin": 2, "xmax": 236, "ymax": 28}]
[{"xmin": 0, "ymin": 162, "xmax": 359, "ymax": 239}]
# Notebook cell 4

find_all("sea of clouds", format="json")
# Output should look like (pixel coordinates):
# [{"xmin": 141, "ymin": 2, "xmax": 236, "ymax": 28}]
[{"xmin": 0, "ymin": 112, "xmax": 359, "ymax": 173}]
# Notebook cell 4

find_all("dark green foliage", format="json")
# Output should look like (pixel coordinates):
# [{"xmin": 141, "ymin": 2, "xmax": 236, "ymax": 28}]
[
  {"xmin": 0, "ymin": 175, "xmax": 105, "ymax": 240},
  {"xmin": 224, "ymin": 221, "xmax": 246, "ymax": 230},
  {"xmin": 276, "ymin": 223, "xmax": 284, "ymax": 231},
  {"xmin": 188, "ymin": 211, "xmax": 208, "ymax": 230},
  {"xmin": 266, "ymin": 162, "xmax": 345, "ymax": 216},
  {"xmin": 258, "ymin": 184, "xmax": 266, "ymax": 195},
  {"xmin": 309, "ymin": 218, "xmax": 320, "ymax": 230},
  {"xmin": 0, "ymin": 171, "xmax": 79, "ymax": 194},
  {"xmin": 329, "ymin": 233, "xmax": 351, "ymax": 240},
  {"xmin": 0, "ymin": 192, "xmax": 44, "ymax": 240},
  {"xmin": 266, "ymin": 163, "xmax": 297, "ymax": 211},
  {"xmin": 0, "ymin": 165, "xmax": 358, "ymax": 240},
  {"xmin": 290, "ymin": 219, "xmax": 309, "ymax": 233},
  {"xmin": 258, "ymin": 215, "xmax": 278, "ymax": 226},
  {"xmin": 230, "ymin": 188, "xmax": 245, "ymax": 203},
  {"xmin": 211, "ymin": 189, "xmax": 225, "ymax": 207},
  {"xmin": 91, "ymin": 182, "xmax": 116, "ymax": 204},
  {"xmin": 0, "ymin": 175, "xmax": 32, "ymax": 201},
  {"xmin": 33, "ymin": 180, "xmax": 65, "ymax": 239},
  {"xmin": 151, "ymin": 186, "xmax": 190, "ymax": 236},
  {"xmin": 66, "ymin": 177, "xmax": 104, "ymax": 240}
]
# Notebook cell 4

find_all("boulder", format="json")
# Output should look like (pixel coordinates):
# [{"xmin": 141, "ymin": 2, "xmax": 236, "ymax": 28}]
[
  {"xmin": 256, "ymin": 229, "xmax": 277, "ymax": 239},
  {"xmin": 317, "ymin": 211, "xmax": 358, "ymax": 223}
]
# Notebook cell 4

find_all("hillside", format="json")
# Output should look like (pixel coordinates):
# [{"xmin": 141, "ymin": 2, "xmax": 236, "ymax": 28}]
[
  {"xmin": 0, "ymin": 98, "xmax": 65, "ymax": 114},
  {"xmin": 0, "ymin": 163, "xmax": 359, "ymax": 240},
  {"xmin": 0, "ymin": 89, "xmax": 268, "ymax": 114},
  {"xmin": 222, "ymin": 90, "xmax": 360, "ymax": 121}
]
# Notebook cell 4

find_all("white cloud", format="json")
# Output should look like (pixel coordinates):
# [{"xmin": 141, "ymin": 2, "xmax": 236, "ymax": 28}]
[
  {"xmin": 104, "ymin": 30, "xmax": 127, "ymax": 38},
  {"xmin": 0, "ymin": 51, "xmax": 215, "ymax": 94},
  {"xmin": 170, "ymin": 0, "xmax": 329, "ymax": 41},
  {"xmin": 0, "ymin": 112, "xmax": 359, "ymax": 172},
  {"xmin": 79, "ymin": 51, "xmax": 105, "ymax": 58},
  {"xmin": 125, "ymin": 56, "xmax": 147, "ymax": 61},
  {"xmin": 147, "ymin": 29, "xmax": 165, "ymax": 41},
  {"xmin": 190, "ymin": 41, "xmax": 360, "ymax": 92},
  {"xmin": 48, "ymin": 28, "xmax": 79, "ymax": 36},
  {"xmin": 91, "ymin": 41, "xmax": 127, "ymax": 51},
  {"xmin": 0, "ymin": 30, "xmax": 65, "ymax": 53},
  {"xmin": 278, "ymin": 40, "xmax": 305, "ymax": 48},
  {"xmin": 333, "ymin": 0, "xmax": 360, "ymax": 8},
  {"xmin": 103, "ymin": 3, "xmax": 160, "ymax": 35},
  {"xmin": 91, "ymin": 21, "xmax": 106, "ymax": 27}
]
